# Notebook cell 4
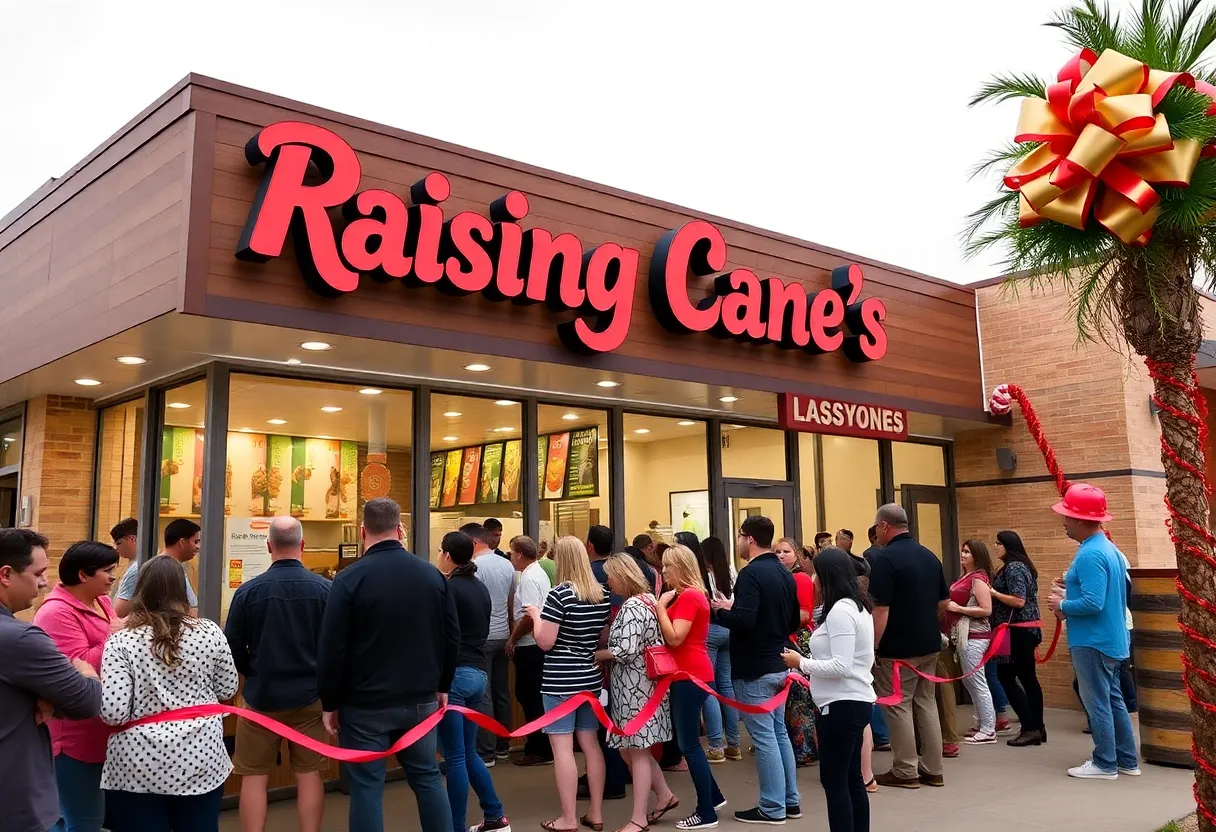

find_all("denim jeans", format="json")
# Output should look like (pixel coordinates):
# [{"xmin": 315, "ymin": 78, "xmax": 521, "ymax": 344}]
[
  {"xmin": 439, "ymin": 667, "xmax": 506, "ymax": 832},
  {"xmin": 869, "ymin": 703, "xmax": 889, "ymax": 744},
  {"xmin": 985, "ymin": 660, "xmax": 1008, "ymax": 714},
  {"xmin": 671, "ymin": 681, "xmax": 725, "ymax": 822},
  {"xmin": 1072, "ymin": 646, "xmax": 1139, "ymax": 773},
  {"xmin": 702, "ymin": 624, "xmax": 740, "ymax": 749},
  {"xmin": 736, "ymin": 672, "xmax": 799, "ymax": 818},
  {"xmin": 105, "ymin": 787, "xmax": 222, "ymax": 832},
  {"xmin": 53, "ymin": 754, "xmax": 105, "ymax": 832},
  {"xmin": 340, "ymin": 701, "xmax": 452, "ymax": 832}
]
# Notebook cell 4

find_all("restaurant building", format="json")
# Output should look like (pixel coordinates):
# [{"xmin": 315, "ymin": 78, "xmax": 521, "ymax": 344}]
[{"xmin": 0, "ymin": 74, "xmax": 1204, "ymax": 784}]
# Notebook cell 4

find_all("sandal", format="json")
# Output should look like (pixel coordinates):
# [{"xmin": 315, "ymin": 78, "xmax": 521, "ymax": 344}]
[
  {"xmin": 646, "ymin": 796, "xmax": 680, "ymax": 825},
  {"xmin": 865, "ymin": 777, "xmax": 878, "ymax": 794},
  {"xmin": 616, "ymin": 824, "xmax": 649, "ymax": 832},
  {"xmin": 541, "ymin": 822, "xmax": 578, "ymax": 832},
  {"xmin": 581, "ymin": 816, "xmax": 604, "ymax": 832}
]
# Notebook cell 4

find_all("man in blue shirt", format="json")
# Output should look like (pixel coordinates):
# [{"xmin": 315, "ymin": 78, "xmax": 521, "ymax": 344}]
[{"xmin": 1046, "ymin": 483, "xmax": 1139, "ymax": 781}]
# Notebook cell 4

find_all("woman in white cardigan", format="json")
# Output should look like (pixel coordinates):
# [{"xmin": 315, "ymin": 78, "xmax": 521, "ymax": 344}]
[{"xmin": 783, "ymin": 547, "xmax": 875, "ymax": 832}]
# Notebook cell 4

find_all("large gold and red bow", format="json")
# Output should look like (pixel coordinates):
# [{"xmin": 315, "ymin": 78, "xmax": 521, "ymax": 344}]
[{"xmin": 1006, "ymin": 48, "xmax": 1216, "ymax": 245}]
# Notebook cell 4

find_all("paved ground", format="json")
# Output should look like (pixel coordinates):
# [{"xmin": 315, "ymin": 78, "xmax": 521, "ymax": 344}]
[{"xmin": 223, "ymin": 708, "xmax": 1195, "ymax": 832}]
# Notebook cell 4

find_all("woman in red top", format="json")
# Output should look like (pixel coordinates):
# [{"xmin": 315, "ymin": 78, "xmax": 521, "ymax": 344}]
[
  {"xmin": 775, "ymin": 538, "xmax": 818, "ymax": 766},
  {"xmin": 944, "ymin": 539, "xmax": 998, "ymax": 744},
  {"xmin": 656, "ymin": 544, "xmax": 724, "ymax": 831}
]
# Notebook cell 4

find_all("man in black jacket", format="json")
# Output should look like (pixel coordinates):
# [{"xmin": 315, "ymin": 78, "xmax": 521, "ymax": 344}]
[
  {"xmin": 713, "ymin": 515, "xmax": 801, "ymax": 825},
  {"xmin": 317, "ymin": 498, "xmax": 460, "ymax": 832}
]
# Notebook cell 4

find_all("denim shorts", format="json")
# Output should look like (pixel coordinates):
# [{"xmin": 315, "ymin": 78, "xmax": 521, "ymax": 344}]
[{"xmin": 542, "ymin": 693, "xmax": 601, "ymax": 735}]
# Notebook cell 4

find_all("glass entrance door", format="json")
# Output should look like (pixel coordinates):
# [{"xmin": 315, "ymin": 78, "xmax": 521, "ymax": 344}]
[
  {"xmin": 901, "ymin": 484, "xmax": 959, "ymax": 580},
  {"xmin": 723, "ymin": 482, "xmax": 796, "ymax": 570}
]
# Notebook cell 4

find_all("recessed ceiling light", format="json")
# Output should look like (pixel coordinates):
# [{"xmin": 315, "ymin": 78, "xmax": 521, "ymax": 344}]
[
  {"xmin": 359, "ymin": 388, "xmax": 382, "ymax": 396},
  {"xmin": 166, "ymin": 402, "xmax": 190, "ymax": 409},
  {"xmin": 677, "ymin": 420, "xmax": 696, "ymax": 427},
  {"xmin": 730, "ymin": 424, "xmax": 746, "ymax": 429},
  {"xmin": 596, "ymin": 380, "xmax": 621, "ymax": 388},
  {"xmin": 238, "ymin": 428, "xmax": 253, "ymax": 433},
  {"xmin": 443, "ymin": 411, "xmax": 462, "ymax": 418},
  {"xmin": 719, "ymin": 396, "xmax": 739, "ymax": 403},
  {"xmin": 300, "ymin": 341, "xmax": 332, "ymax": 351},
  {"xmin": 267, "ymin": 419, "xmax": 287, "ymax": 425},
  {"xmin": 443, "ymin": 436, "xmax": 460, "ymax": 442},
  {"xmin": 494, "ymin": 426, "xmax": 514, "ymax": 433},
  {"xmin": 634, "ymin": 428, "xmax": 651, "ymax": 435},
  {"xmin": 495, "ymin": 400, "xmax": 516, "ymax": 406},
  {"xmin": 3, "ymin": 435, "xmax": 16, "ymax": 442},
  {"xmin": 115, "ymin": 356, "xmax": 147, "ymax": 365},
  {"xmin": 74, "ymin": 378, "xmax": 102, "ymax": 387},
  {"xmin": 562, "ymin": 413, "xmax": 579, "ymax": 421},
  {"xmin": 464, "ymin": 363, "xmax": 492, "ymax": 372},
  {"xmin": 320, "ymin": 406, "xmax": 343, "ymax": 413},
  {"xmin": 286, "ymin": 358, "xmax": 302, "ymax": 366}
]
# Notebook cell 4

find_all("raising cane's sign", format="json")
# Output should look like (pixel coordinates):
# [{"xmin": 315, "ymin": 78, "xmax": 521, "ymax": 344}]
[
  {"xmin": 778, "ymin": 393, "xmax": 908, "ymax": 441},
  {"xmin": 235, "ymin": 121, "xmax": 889, "ymax": 360}
]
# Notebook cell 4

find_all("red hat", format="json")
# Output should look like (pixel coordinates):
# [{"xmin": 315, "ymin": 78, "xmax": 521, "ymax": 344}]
[{"xmin": 1051, "ymin": 483, "xmax": 1113, "ymax": 522}]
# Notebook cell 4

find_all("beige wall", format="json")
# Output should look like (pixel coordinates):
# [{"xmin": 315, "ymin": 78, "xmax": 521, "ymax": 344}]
[{"xmin": 624, "ymin": 433, "xmax": 710, "ymax": 539}]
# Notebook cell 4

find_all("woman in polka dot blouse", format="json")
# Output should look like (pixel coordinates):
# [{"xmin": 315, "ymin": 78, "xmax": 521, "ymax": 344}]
[{"xmin": 99, "ymin": 555, "xmax": 239, "ymax": 831}]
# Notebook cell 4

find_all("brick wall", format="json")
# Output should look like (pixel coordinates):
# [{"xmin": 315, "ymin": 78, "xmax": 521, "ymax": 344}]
[{"xmin": 956, "ymin": 281, "xmax": 1172, "ymax": 707}]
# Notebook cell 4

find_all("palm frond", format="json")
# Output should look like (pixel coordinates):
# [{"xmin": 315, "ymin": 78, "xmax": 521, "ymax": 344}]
[
  {"xmin": 970, "ymin": 74, "xmax": 1048, "ymax": 107},
  {"xmin": 962, "ymin": 191, "xmax": 1021, "ymax": 250},
  {"xmin": 1048, "ymin": 0, "xmax": 1124, "ymax": 54},
  {"xmin": 1178, "ymin": 6, "xmax": 1216, "ymax": 68},
  {"xmin": 1158, "ymin": 156, "xmax": 1216, "ymax": 231},
  {"xmin": 1127, "ymin": 0, "xmax": 1169, "ymax": 67},
  {"xmin": 1163, "ymin": 0, "xmax": 1204, "ymax": 66},
  {"xmin": 968, "ymin": 142, "xmax": 1042, "ymax": 180},
  {"xmin": 1156, "ymin": 83, "xmax": 1216, "ymax": 141}
]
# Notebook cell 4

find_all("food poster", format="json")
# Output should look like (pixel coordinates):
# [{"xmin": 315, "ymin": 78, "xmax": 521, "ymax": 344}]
[
  {"xmin": 499, "ymin": 440, "xmax": 522, "ymax": 503},
  {"xmin": 440, "ymin": 449, "xmax": 463, "ymax": 508},
  {"xmin": 544, "ymin": 432, "xmax": 570, "ymax": 500},
  {"xmin": 458, "ymin": 445, "xmax": 482, "ymax": 506},
  {"xmin": 537, "ymin": 436, "xmax": 547, "ymax": 499},
  {"xmin": 339, "ymin": 441, "xmax": 358, "ymax": 519},
  {"xmin": 226, "ymin": 431, "xmax": 269, "ymax": 517},
  {"xmin": 265, "ymin": 436, "xmax": 291, "ymax": 516},
  {"xmin": 479, "ymin": 443, "xmax": 504, "ymax": 504},
  {"xmin": 222, "ymin": 516, "xmax": 272, "ymax": 614},
  {"xmin": 428, "ymin": 452, "xmax": 446, "ymax": 509},
  {"xmin": 301, "ymin": 438, "xmax": 341, "ymax": 519},
  {"xmin": 290, "ymin": 437, "xmax": 310, "ymax": 517},
  {"xmin": 159, "ymin": 427, "xmax": 197, "ymax": 516},
  {"xmin": 191, "ymin": 431, "xmax": 205, "ymax": 515},
  {"xmin": 565, "ymin": 427, "xmax": 599, "ymax": 498}
]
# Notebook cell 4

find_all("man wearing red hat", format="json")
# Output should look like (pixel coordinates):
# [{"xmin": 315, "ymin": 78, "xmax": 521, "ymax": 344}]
[{"xmin": 1046, "ymin": 483, "xmax": 1140, "ymax": 781}]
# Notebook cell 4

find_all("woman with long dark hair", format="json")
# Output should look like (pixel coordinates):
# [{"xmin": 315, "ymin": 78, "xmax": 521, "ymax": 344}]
[
  {"xmin": 782, "ymin": 548, "xmax": 875, "ymax": 832},
  {"xmin": 700, "ymin": 536, "xmax": 741, "ymax": 762},
  {"xmin": 944, "ymin": 540, "xmax": 997, "ymax": 744},
  {"xmin": 775, "ymin": 537, "xmax": 818, "ymax": 767},
  {"xmin": 988, "ymin": 530, "xmax": 1046, "ymax": 747},
  {"xmin": 100, "ymin": 555, "xmax": 238, "ymax": 831}
]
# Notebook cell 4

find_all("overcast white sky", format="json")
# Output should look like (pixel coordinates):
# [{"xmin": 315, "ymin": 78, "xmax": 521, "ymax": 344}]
[{"xmin": 0, "ymin": 0, "xmax": 1074, "ymax": 284}]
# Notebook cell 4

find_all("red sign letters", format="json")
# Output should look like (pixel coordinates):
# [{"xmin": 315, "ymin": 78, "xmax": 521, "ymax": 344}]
[
  {"xmin": 236, "ymin": 121, "xmax": 888, "ymax": 361},
  {"xmin": 778, "ymin": 393, "xmax": 908, "ymax": 440}
]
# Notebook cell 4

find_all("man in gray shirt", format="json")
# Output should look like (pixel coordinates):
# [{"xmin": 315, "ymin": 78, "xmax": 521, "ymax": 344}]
[
  {"xmin": 461, "ymin": 523, "xmax": 516, "ymax": 764},
  {"xmin": 0, "ymin": 528, "xmax": 103, "ymax": 832}
]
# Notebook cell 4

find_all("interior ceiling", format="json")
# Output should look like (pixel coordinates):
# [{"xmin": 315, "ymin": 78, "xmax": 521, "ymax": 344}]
[{"xmin": 1, "ymin": 313, "xmax": 993, "ymax": 442}]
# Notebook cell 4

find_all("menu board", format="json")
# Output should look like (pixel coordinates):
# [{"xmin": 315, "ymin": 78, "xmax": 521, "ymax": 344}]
[
  {"xmin": 500, "ymin": 440, "xmax": 522, "ymax": 502},
  {"xmin": 226, "ymin": 431, "xmax": 269, "ymax": 517},
  {"xmin": 159, "ymin": 427, "xmax": 200, "ymax": 516},
  {"xmin": 265, "ymin": 435, "xmax": 292, "ymax": 516},
  {"xmin": 566, "ymin": 427, "xmax": 599, "ymax": 498},
  {"xmin": 428, "ymin": 453, "xmax": 446, "ymax": 509},
  {"xmin": 543, "ymin": 433, "xmax": 570, "ymax": 500},
  {"xmin": 338, "ymin": 441, "xmax": 357, "ymax": 520},
  {"xmin": 440, "ymin": 449, "xmax": 463, "ymax": 508},
  {"xmin": 458, "ymin": 445, "xmax": 482, "ymax": 506},
  {"xmin": 537, "ymin": 436, "xmax": 547, "ymax": 499},
  {"xmin": 479, "ymin": 443, "xmax": 504, "ymax": 504}
]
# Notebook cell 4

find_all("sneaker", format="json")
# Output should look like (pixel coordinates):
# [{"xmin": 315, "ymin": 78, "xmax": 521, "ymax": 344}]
[
  {"xmin": 470, "ymin": 818, "xmax": 512, "ymax": 832},
  {"xmin": 715, "ymin": 799, "xmax": 728, "ymax": 811},
  {"xmin": 942, "ymin": 743, "xmax": 960, "ymax": 758},
  {"xmin": 480, "ymin": 755, "xmax": 496, "ymax": 768},
  {"xmin": 874, "ymin": 771, "xmax": 919, "ymax": 789},
  {"xmin": 965, "ymin": 731, "xmax": 997, "ymax": 745},
  {"xmin": 1067, "ymin": 760, "xmax": 1118, "ymax": 780},
  {"xmin": 785, "ymin": 805, "xmax": 801, "ymax": 820},
  {"xmin": 734, "ymin": 808, "xmax": 785, "ymax": 825},
  {"xmin": 706, "ymin": 748, "xmax": 726, "ymax": 764},
  {"xmin": 724, "ymin": 746, "xmax": 743, "ymax": 761},
  {"xmin": 512, "ymin": 754, "xmax": 552, "ymax": 767},
  {"xmin": 675, "ymin": 814, "xmax": 718, "ymax": 831},
  {"xmin": 496, "ymin": 749, "xmax": 511, "ymax": 760},
  {"xmin": 1118, "ymin": 765, "xmax": 1142, "ymax": 776}
]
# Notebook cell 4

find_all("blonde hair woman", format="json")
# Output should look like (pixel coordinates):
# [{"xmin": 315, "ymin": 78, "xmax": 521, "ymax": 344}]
[
  {"xmin": 524, "ymin": 537, "xmax": 612, "ymax": 832},
  {"xmin": 655, "ymin": 544, "xmax": 725, "ymax": 831},
  {"xmin": 594, "ymin": 555, "xmax": 677, "ymax": 832}
]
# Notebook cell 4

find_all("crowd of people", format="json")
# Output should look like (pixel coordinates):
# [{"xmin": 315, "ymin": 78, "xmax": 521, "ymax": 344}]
[{"xmin": 0, "ymin": 482, "xmax": 1140, "ymax": 832}]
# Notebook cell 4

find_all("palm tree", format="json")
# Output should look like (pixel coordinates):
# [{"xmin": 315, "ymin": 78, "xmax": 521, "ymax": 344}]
[{"xmin": 966, "ymin": 0, "xmax": 1216, "ymax": 824}]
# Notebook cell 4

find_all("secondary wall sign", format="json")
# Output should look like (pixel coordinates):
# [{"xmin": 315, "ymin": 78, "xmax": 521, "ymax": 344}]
[
  {"xmin": 236, "ymin": 121, "xmax": 889, "ymax": 361},
  {"xmin": 778, "ymin": 393, "xmax": 908, "ymax": 441}
]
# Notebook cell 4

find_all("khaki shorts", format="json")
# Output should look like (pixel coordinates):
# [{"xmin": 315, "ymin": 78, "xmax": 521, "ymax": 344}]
[{"xmin": 232, "ymin": 700, "xmax": 328, "ymax": 775}]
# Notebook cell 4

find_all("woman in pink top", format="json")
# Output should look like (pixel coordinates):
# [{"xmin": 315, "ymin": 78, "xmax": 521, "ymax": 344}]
[{"xmin": 33, "ymin": 541, "xmax": 122, "ymax": 832}]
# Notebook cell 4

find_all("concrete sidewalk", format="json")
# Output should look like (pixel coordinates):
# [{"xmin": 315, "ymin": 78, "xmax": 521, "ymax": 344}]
[{"xmin": 222, "ymin": 708, "xmax": 1195, "ymax": 832}]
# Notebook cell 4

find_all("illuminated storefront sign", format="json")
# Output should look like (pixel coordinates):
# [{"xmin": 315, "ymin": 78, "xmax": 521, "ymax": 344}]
[{"xmin": 778, "ymin": 393, "xmax": 908, "ymax": 440}]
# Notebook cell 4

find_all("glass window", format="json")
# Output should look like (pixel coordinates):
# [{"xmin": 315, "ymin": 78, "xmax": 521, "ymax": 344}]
[
  {"xmin": 797, "ymin": 434, "xmax": 819, "ymax": 544},
  {"xmin": 0, "ymin": 414, "xmax": 21, "ymax": 528},
  {"xmin": 429, "ymin": 395, "xmax": 522, "ymax": 563},
  {"xmin": 0, "ymin": 415, "xmax": 21, "ymax": 470},
  {"xmin": 538, "ymin": 405, "xmax": 609, "ymax": 545},
  {"xmin": 221, "ymin": 375, "xmax": 413, "ymax": 621},
  {"xmin": 721, "ymin": 426, "xmax": 786, "ymax": 480},
  {"xmin": 892, "ymin": 441, "xmax": 948, "ymax": 504},
  {"xmin": 624, "ymin": 415, "xmax": 708, "ymax": 544},
  {"xmin": 160, "ymin": 380, "xmax": 207, "ymax": 609},
  {"xmin": 94, "ymin": 400, "xmax": 145, "ymax": 557},
  {"xmin": 820, "ymin": 436, "xmax": 881, "ymax": 552}
]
